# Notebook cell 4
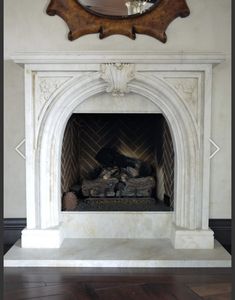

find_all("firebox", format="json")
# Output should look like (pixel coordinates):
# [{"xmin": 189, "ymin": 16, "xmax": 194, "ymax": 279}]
[{"xmin": 61, "ymin": 113, "xmax": 174, "ymax": 211}]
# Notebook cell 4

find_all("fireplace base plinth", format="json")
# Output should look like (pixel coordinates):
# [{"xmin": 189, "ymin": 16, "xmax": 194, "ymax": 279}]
[
  {"xmin": 21, "ymin": 228, "xmax": 63, "ymax": 249},
  {"xmin": 4, "ymin": 238, "xmax": 231, "ymax": 268},
  {"xmin": 171, "ymin": 225, "xmax": 214, "ymax": 249}
]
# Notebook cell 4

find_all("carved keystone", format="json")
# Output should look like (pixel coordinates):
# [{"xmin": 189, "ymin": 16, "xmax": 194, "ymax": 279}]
[{"xmin": 100, "ymin": 63, "xmax": 135, "ymax": 96}]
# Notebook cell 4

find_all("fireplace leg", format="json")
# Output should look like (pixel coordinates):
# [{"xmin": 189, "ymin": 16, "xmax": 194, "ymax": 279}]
[
  {"xmin": 171, "ymin": 224, "xmax": 214, "ymax": 249},
  {"xmin": 21, "ymin": 227, "xmax": 63, "ymax": 248}
]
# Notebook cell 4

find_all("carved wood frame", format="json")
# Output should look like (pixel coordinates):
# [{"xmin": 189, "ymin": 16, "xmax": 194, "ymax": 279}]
[{"xmin": 46, "ymin": 0, "xmax": 190, "ymax": 43}]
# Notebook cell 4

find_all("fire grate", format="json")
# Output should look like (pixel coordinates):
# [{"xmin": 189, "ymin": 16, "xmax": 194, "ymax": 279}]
[{"xmin": 74, "ymin": 197, "xmax": 172, "ymax": 211}]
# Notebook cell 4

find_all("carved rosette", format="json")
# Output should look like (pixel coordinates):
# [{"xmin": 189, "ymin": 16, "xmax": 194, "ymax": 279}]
[{"xmin": 100, "ymin": 63, "xmax": 135, "ymax": 96}]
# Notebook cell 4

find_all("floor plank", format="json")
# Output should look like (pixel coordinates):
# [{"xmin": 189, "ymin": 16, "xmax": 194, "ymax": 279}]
[
  {"xmin": 189, "ymin": 282, "xmax": 231, "ymax": 297},
  {"xmin": 4, "ymin": 267, "xmax": 232, "ymax": 300},
  {"xmin": 204, "ymin": 294, "xmax": 231, "ymax": 300}
]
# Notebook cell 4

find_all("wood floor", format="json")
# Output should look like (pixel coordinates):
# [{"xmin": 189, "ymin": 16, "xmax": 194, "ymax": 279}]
[{"xmin": 4, "ymin": 267, "xmax": 232, "ymax": 300}]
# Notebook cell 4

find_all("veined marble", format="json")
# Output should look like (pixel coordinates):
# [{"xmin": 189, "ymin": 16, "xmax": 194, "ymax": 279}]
[
  {"xmin": 4, "ymin": 238, "xmax": 231, "ymax": 268},
  {"xmin": 61, "ymin": 212, "xmax": 173, "ymax": 239}
]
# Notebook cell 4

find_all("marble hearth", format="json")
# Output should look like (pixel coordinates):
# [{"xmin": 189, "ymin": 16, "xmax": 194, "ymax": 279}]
[{"xmin": 4, "ymin": 52, "xmax": 231, "ymax": 267}]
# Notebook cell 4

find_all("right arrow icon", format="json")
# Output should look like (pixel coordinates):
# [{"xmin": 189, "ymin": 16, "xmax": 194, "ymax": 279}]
[{"xmin": 209, "ymin": 138, "xmax": 220, "ymax": 159}]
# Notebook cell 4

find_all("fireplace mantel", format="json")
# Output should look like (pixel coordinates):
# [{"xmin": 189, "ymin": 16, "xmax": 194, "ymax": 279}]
[
  {"xmin": 11, "ymin": 52, "xmax": 226, "ymax": 251},
  {"xmin": 12, "ymin": 51, "xmax": 225, "ymax": 65}
]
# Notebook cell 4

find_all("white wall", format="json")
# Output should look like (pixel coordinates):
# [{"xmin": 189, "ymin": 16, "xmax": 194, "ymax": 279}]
[{"xmin": 4, "ymin": 0, "xmax": 231, "ymax": 218}]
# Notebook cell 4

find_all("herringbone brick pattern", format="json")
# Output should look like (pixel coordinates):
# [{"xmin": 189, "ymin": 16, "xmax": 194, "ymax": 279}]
[
  {"xmin": 78, "ymin": 114, "xmax": 157, "ymax": 179},
  {"xmin": 61, "ymin": 116, "xmax": 80, "ymax": 193},
  {"xmin": 162, "ymin": 121, "xmax": 175, "ymax": 208},
  {"xmin": 78, "ymin": 115, "xmax": 118, "ymax": 179}
]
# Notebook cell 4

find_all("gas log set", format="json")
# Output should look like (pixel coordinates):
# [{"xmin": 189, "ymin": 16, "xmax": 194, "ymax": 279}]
[{"xmin": 62, "ymin": 147, "xmax": 156, "ymax": 211}]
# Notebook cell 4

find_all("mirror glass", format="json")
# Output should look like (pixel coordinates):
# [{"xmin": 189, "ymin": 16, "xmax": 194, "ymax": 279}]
[{"xmin": 78, "ymin": 0, "xmax": 160, "ymax": 18}]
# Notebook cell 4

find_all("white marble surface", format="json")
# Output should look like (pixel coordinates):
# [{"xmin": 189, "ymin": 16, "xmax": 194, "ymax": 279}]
[
  {"xmin": 171, "ymin": 225, "xmax": 214, "ymax": 249},
  {"xmin": 21, "ymin": 228, "xmax": 63, "ymax": 248},
  {"xmin": 73, "ymin": 92, "xmax": 162, "ymax": 114},
  {"xmin": 61, "ymin": 212, "xmax": 172, "ymax": 239},
  {"xmin": 4, "ymin": 238, "xmax": 231, "ymax": 268},
  {"xmin": 12, "ymin": 52, "xmax": 225, "ymax": 65}
]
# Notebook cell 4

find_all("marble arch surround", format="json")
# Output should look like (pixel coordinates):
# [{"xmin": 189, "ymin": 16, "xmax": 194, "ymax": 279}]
[{"xmin": 13, "ymin": 52, "xmax": 225, "ymax": 250}]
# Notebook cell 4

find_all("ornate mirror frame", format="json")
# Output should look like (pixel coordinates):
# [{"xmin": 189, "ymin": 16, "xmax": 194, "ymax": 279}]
[{"xmin": 46, "ymin": 0, "xmax": 190, "ymax": 43}]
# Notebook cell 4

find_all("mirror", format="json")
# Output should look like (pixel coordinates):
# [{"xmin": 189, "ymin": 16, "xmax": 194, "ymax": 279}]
[
  {"xmin": 78, "ymin": 0, "xmax": 160, "ymax": 18},
  {"xmin": 47, "ymin": 0, "xmax": 190, "ymax": 42}
]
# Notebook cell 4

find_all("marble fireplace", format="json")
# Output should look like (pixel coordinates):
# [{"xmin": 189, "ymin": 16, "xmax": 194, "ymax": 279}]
[{"xmin": 5, "ymin": 52, "xmax": 231, "ymax": 267}]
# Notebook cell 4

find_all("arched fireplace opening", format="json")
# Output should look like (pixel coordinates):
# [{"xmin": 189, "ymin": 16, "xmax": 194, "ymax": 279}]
[{"xmin": 61, "ymin": 113, "xmax": 174, "ymax": 212}]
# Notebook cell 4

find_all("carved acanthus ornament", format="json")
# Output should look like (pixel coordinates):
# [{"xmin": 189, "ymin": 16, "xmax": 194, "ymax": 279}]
[
  {"xmin": 35, "ymin": 76, "xmax": 72, "ymax": 138},
  {"xmin": 164, "ymin": 77, "xmax": 198, "ymax": 120},
  {"xmin": 100, "ymin": 63, "xmax": 135, "ymax": 96},
  {"xmin": 39, "ymin": 77, "xmax": 70, "ymax": 102}
]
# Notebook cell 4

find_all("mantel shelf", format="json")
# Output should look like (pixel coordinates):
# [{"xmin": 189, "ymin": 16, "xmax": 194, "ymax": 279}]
[{"xmin": 11, "ymin": 51, "xmax": 226, "ymax": 66}]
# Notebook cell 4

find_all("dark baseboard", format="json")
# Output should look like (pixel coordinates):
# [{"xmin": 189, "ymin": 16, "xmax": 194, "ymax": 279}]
[
  {"xmin": 3, "ymin": 218, "xmax": 231, "ymax": 254},
  {"xmin": 4, "ymin": 218, "xmax": 26, "ymax": 254},
  {"xmin": 209, "ymin": 219, "xmax": 232, "ymax": 254}
]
